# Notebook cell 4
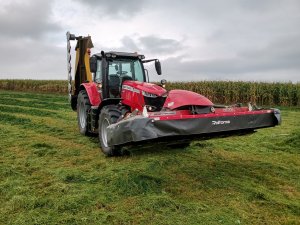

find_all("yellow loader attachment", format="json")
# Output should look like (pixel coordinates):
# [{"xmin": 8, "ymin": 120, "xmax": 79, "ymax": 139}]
[{"xmin": 66, "ymin": 31, "xmax": 94, "ymax": 109}]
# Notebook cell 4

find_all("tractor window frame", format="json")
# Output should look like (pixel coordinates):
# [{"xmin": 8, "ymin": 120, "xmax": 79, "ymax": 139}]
[{"xmin": 95, "ymin": 59, "xmax": 102, "ymax": 83}]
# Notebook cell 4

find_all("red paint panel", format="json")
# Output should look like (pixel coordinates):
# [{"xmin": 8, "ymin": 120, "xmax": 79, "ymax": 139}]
[
  {"xmin": 123, "ymin": 80, "xmax": 167, "ymax": 96},
  {"xmin": 81, "ymin": 82, "xmax": 101, "ymax": 106},
  {"xmin": 121, "ymin": 88, "xmax": 144, "ymax": 111},
  {"xmin": 148, "ymin": 109, "xmax": 274, "ymax": 121},
  {"xmin": 163, "ymin": 90, "xmax": 213, "ymax": 109}
]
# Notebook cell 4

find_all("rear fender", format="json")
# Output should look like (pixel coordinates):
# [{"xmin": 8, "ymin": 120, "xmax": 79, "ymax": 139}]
[{"xmin": 80, "ymin": 82, "xmax": 101, "ymax": 106}]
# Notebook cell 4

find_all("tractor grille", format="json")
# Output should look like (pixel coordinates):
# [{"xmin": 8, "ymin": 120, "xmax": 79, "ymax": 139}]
[{"xmin": 144, "ymin": 96, "xmax": 166, "ymax": 112}]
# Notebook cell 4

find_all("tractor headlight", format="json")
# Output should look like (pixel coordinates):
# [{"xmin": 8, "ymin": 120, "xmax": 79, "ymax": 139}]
[{"xmin": 142, "ymin": 91, "xmax": 158, "ymax": 98}]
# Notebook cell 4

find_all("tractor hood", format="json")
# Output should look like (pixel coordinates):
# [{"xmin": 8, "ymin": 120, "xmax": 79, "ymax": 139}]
[
  {"xmin": 163, "ymin": 90, "xmax": 213, "ymax": 110},
  {"xmin": 123, "ymin": 81, "xmax": 167, "ymax": 96}
]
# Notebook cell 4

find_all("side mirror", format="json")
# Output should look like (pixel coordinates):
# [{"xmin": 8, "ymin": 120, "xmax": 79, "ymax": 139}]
[
  {"xmin": 90, "ymin": 56, "xmax": 97, "ymax": 73},
  {"xmin": 155, "ymin": 60, "xmax": 162, "ymax": 75}
]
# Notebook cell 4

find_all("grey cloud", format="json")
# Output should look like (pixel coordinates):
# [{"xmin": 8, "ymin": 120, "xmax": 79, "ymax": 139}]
[
  {"xmin": 121, "ymin": 36, "xmax": 139, "ymax": 51},
  {"xmin": 0, "ymin": 0, "xmax": 64, "ymax": 79},
  {"xmin": 153, "ymin": 0, "xmax": 300, "ymax": 41},
  {"xmin": 98, "ymin": 35, "xmax": 184, "ymax": 55},
  {"xmin": 154, "ymin": 0, "xmax": 300, "ymax": 19},
  {"xmin": 159, "ymin": 56, "xmax": 299, "ymax": 82},
  {"xmin": 0, "ymin": 36, "xmax": 65, "ymax": 79},
  {"xmin": 138, "ymin": 36, "xmax": 184, "ymax": 54},
  {"xmin": 74, "ymin": 0, "xmax": 146, "ymax": 19},
  {"xmin": 93, "ymin": 36, "xmax": 141, "ymax": 53},
  {"xmin": 239, "ymin": 35, "xmax": 300, "ymax": 60},
  {"xmin": 237, "ymin": 34, "xmax": 300, "ymax": 73},
  {"xmin": 165, "ymin": 52, "xmax": 298, "ymax": 77},
  {"xmin": 0, "ymin": 0, "xmax": 61, "ymax": 40},
  {"xmin": 159, "ymin": 33, "xmax": 300, "ymax": 82},
  {"xmin": 0, "ymin": 0, "xmax": 299, "ymax": 82},
  {"xmin": 238, "ymin": 0, "xmax": 300, "ymax": 12}
]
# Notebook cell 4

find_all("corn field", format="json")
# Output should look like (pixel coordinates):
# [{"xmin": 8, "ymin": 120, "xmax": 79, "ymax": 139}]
[
  {"xmin": 0, "ymin": 79, "xmax": 299, "ymax": 106},
  {"xmin": 0, "ymin": 80, "xmax": 67, "ymax": 94},
  {"xmin": 166, "ymin": 81, "xmax": 300, "ymax": 107}
]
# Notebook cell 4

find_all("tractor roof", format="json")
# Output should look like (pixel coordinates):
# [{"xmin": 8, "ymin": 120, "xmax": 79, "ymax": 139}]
[{"xmin": 94, "ymin": 51, "xmax": 145, "ymax": 59}]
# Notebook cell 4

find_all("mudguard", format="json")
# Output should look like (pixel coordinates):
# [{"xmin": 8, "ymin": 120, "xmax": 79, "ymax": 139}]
[{"xmin": 81, "ymin": 83, "xmax": 101, "ymax": 106}]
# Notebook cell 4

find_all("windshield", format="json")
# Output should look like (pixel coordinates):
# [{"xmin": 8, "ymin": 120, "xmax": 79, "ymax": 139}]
[{"xmin": 108, "ymin": 59, "xmax": 145, "ymax": 82}]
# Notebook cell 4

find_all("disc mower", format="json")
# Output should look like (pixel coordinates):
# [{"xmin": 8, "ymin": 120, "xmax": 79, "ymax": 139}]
[{"xmin": 66, "ymin": 32, "xmax": 281, "ymax": 156}]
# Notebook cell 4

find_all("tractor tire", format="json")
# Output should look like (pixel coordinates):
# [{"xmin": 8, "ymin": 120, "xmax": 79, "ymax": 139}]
[
  {"xmin": 77, "ymin": 90, "xmax": 91, "ymax": 136},
  {"xmin": 98, "ymin": 105, "xmax": 122, "ymax": 156}
]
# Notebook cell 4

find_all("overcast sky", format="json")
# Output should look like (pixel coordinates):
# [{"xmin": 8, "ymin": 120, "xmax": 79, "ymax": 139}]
[{"xmin": 0, "ymin": 0, "xmax": 299, "ymax": 82}]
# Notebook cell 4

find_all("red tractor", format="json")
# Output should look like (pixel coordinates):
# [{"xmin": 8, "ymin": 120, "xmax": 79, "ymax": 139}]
[{"xmin": 66, "ymin": 32, "xmax": 281, "ymax": 156}]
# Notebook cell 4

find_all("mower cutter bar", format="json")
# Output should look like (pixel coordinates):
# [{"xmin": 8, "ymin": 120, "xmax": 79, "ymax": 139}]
[{"xmin": 106, "ymin": 109, "xmax": 281, "ymax": 146}]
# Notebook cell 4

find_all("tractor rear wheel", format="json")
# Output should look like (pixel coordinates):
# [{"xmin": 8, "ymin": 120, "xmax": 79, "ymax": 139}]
[
  {"xmin": 77, "ymin": 90, "xmax": 91, "ymax": 135},
  {"xmin": 98, "ymin": 105, "xmax": 122, "ymax": 156}
]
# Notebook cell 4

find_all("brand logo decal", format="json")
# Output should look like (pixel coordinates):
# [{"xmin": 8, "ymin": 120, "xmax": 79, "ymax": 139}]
[
  {"xmin": 212, "ymin": 120, "xmax": 231, "ymax": 125},
  {"xmin": 122, "ymin": 85, "xmax": 140, "ymax": 94}
]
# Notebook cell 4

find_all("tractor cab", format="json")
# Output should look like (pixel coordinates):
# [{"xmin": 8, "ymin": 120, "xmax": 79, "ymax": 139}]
[
  {"xmin": 89, "ymin": 52, "xmax": 164, "ymax": 113},
  {"xmin": 90, "ymin": 52, "xmax": 155, "ymax": 99}
]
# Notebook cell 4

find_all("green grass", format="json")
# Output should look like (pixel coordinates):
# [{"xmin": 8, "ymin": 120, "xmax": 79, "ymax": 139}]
[{"xmin": 0, "ymin": 90, "xmax": 299, "ymax": 225}]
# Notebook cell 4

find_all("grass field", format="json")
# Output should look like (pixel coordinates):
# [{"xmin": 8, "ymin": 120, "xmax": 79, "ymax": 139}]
[{"xmin": 0, "ymin": 90, "xmax": 299, "ymax": 225}]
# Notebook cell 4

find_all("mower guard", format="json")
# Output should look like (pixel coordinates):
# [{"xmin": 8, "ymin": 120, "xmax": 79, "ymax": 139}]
[{"xmin": 106, "ymin": 109, "xmax": 281, "ymax": 146}]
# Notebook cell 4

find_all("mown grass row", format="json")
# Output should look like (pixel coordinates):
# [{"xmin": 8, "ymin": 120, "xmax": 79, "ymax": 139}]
[{"xmin": 0, "ymin": 79, "xmax": 299, "ymax": 106}]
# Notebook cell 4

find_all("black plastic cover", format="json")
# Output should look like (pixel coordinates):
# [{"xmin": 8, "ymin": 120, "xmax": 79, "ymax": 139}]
[{"xmin": 106, "ymin": 109, "xmax": 281, "ymax": 146}]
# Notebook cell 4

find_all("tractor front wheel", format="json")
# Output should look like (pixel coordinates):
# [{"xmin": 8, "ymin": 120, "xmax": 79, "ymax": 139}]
[
  {"xmin": 77, "ymin": 90, "xmax": 91, "ymax": 135},
  {"xmin": 98, "ymin": 105, "xmax": 122, "ymax": 156}
]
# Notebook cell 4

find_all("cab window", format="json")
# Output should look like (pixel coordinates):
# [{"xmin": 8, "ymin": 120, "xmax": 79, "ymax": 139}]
[
  {"xmin": 108, "ymin": 59, "xmax": 144, "ymax": 82},
  {"xmin": 95, "ymin": 59, "xmax": 102, "ymax": 82}
]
